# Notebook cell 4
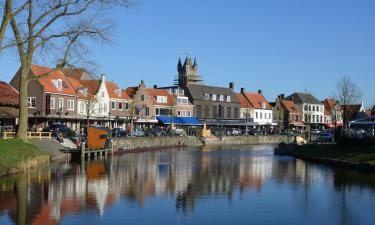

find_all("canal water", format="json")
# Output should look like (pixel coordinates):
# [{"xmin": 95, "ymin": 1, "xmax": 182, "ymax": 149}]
[{"xmin": 1, "ymin": 145, "xmax": 375, "ymax": 225}]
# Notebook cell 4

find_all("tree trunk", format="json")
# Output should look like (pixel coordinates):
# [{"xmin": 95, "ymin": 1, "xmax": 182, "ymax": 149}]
[{"xmin": 16, "ymin": 67, "xmax": 30, "ymax": 142}]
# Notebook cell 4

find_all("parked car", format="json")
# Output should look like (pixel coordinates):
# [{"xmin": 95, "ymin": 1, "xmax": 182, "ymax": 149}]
[
  {"xmin": 171, "ymin": 129, "xmax": 186, "ymax": 136},
  {"xmin": 227, "ymin": 128, "xmax": 242, "ymax": 136},
  {"xmin": 131, "ymin": 129, "xmax": 145, "ymax": 137},
  {"xmin": 112, "ymin": 128, "xmax": 128, "ymax": 137},
  {"xmin": 319, "ymin": 132, "xmax": 333, "ymax": 142},
  {"xmin": 43, "ymin": 123, "xmax": 75, "ymax": 137},
  {"xmin": 311, "ymin": 129, "xmax": 321, "ymax": 134}
]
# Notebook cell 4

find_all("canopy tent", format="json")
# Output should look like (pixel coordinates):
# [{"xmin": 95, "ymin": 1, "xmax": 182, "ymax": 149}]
[{"xmin": 156, "ymin": 116, "xmax": 202, "ymax": 126}]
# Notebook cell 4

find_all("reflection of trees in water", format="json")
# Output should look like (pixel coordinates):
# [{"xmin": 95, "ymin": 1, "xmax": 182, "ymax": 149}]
[{"xmin": 3, "ymin": 148, "xmax": 375, "ymax": 224}]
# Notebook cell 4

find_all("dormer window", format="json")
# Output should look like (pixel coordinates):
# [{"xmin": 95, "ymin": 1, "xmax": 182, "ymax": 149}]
[
  {"xmin": 52, "ymin": 79, "xmax": 63, "ymax": 91},
  {"xmin": 115, "ymin": 89, "xmax": 121, "ymax": 97},
  {"xmin": 219, "ymin": 95, "xmax": 224, "ymax": 101},
  {"xmin": 157, "ymin": 96, "xmax": 167, "ymax": 103},
  {"xmin": 262, "ymin": 102, "xmax": 266, "ymax": 109},
  {"xmin": 212, "ymin": 94, "xmax": 217, "ymax": 101},
  {"xmin": 226, "ymin": 96, "xmax": 231, "ymax": 102},
  {"xmin": 203, "ymin": 93, "xmax": 210, "ymax": 100}
]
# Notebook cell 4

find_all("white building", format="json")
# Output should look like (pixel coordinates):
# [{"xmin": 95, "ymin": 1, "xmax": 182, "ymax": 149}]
[
  {"xmin": 286, "ymin": 92, "xmax": 325, "ymax": 125},
  {"xmin": 237, "ymin": 88, "xmax": 274, "ymax": 126}
]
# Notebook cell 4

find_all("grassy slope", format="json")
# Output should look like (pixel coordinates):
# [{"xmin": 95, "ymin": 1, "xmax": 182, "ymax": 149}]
[
  {"xmin": 295, "ymin": 144, "xmax": 375, "ymax": 165},
  {"xmin": 0, "ymin": 139, "xmax": 49, "ymax": 174}
]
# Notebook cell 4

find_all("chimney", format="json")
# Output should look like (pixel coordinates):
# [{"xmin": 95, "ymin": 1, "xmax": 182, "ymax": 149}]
[
  {"xmin": 153, "ymin": 85, "xmax": 158, "ymax": 89},
  {"xmin": 100, "ymin": 74, "xmax": 105, "ymax": 82},
  {"xmin": 139, "ymin": 80, "xmax": 145, "ymax": 88},
  {"xmin": 277, "ymin": 95, "xmax": 280, "ymax": 99},
  {"xmin": 281, "ymin": 94, "xmax": 284, "ymax": 99},
  {"xmin": 258, "ymin": 89, "xmax": 262, "ymax": 94},
  {"xmin": 240, "ymin": 87, "xmax": 245, "ymax": 93},
  {"xmin": 229, "ymin": 82, "xmax": 234, "ymax": 91}
]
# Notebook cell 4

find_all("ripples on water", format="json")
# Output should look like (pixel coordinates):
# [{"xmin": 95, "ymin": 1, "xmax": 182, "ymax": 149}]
[{"xmin": 1, "ymin": 145, "xmax": 375, "ymax": 225}]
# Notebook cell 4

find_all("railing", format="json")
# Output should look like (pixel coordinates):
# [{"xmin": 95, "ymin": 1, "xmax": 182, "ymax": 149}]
[
  {"xmin": 2, "ymin": 131, "xmax": 52, "ymax": 140},
  {"xmin": 2, "ymin": 132, "xmax": 16, "ymax": 139}
]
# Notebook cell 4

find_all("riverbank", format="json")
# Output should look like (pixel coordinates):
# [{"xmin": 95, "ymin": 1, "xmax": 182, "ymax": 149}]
[
  {"xmin": 275, "ymin": 143, "xmax": 375, "ymax": 172},
  {"xmin": 114, "ymin": 135, "xmax": 290, "ymax": 151},
  {"xmin": 0, "ymin": 139, "xmax": 51, "ymax": 178}
]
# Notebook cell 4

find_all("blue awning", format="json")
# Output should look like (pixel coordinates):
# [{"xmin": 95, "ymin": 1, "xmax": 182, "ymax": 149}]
[{"xmin": 156, "ymin": 116, "xmax": 201, "ymax": 125}]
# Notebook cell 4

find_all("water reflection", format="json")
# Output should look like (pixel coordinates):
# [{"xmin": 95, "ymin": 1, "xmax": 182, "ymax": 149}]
[{"xmin": 1, "ymin": 145, "xmax": 375, "ymax": 225}]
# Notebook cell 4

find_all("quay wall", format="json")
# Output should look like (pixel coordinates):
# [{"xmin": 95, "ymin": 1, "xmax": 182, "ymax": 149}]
[{"xmin": 114, "ymin": 135, "xmax": 290, "ymax": 151}]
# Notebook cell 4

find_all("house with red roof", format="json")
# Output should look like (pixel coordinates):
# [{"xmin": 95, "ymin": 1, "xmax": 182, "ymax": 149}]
[
  {"xmin": 321, "ymin": 98, "xmax": 343, "ymax": 128},
  {"xmin": 0, "ymin": 81, "xmax": 19, "ymax": 127},
  {"xmin": 10, "ymin": 65, "xmax": 79, "ymax": 130},
  {"xmin": 273, "ymin": 94, "xmax": 304, "ymax": 132},
  {"xmin": 237, "ymin": 88, "xmax": 274, "ymax": 126}
]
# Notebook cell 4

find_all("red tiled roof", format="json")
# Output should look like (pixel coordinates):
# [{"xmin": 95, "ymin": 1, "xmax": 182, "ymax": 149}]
[
  {"xmin": 30, "ymin": 65, "xmax": 76, "ymax": 96},
  {"xmin": 79, "ymin": 80, "xmax": 101, "ymax": 96},
  {"xmin": 106, "ymin": 81, "xmax": 130, "ymax": 100},
  {"xmin": 236, "ymin": 93, "xmax": 251, "ymax": 108},
  {"xmin": 322, "ymin": 98, "xmax": 337, "ymax": 114},
  {"xmin": 125, "ymin": 87, "xmax": 137, "ymax": 98},
  {"xmin": 0, "ymin": 81, "xmax": 19, "ymax": 106},
  {"xmin": 61, "ymin": 68, "xmax": 89, "ymax": 80},
  {"xmin": 147, "ymin": 88, "xmax": 174, "ymax": 106},
  {"xmin": 280, "ymin": 99, "xmax": 301, "ymax": 114},
  {"xmin": 243, "ymin": 92, "xmax": 272, "ymax": 109}
]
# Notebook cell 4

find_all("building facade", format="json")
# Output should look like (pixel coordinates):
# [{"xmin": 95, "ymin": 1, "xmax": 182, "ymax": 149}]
[
  {"xmin": 286, "ymin": 92, "xmax": 325, "ymax": 127},
  {"xmin": 273, "ymin": 94, "xmax": 303, "ymax": 131}
]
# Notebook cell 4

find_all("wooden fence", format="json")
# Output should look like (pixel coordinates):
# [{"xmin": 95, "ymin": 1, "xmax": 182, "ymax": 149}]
[{"xmin": 2, "ymin": 132, "xmax": 52, "ymax": 140}]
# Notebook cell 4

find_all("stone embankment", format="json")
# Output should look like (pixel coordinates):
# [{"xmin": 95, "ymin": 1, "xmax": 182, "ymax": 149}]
[
  {"xmin": 114, "ymin": 135, "xmax": 290, "ymax": 152},
  {"xmin": 274, "ymin": 143, "xmax": 375, "ymax": 172}
]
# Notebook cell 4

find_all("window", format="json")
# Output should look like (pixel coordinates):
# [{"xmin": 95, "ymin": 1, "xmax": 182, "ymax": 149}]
[
  {"xmin": 304, "ymin": 105, "xmax": 307, "ymax": 111},
  {"xmin": 260, "ymin": 112, "xmax": 263, "ymax": 119},
  {"xmin": 104, "ymin": 103, "xmax": 107, "ymax": 112},
  {"xmin": 178, "ymin": 110, "xmax": 181, "ymax": 116},
  {"xmin": 187, "ymin": 110, "xmax": 191, "ymax": 117},
  {"xmin": 203, "ymin": 93, "xmax": 210, "ymax": 100},
  {"xmin": 50, "ymin": 98, "xmax": 55, "ymax": 110},
  {"xmin": 145, "ymin": 107, "xmax": 150, "ymax": 116},
  {"xmin": 125, "ymin": 102, "xmax": 129, "ymax": 110},
  {"xmin": 177, "ymin": 97, "xmax": 188, "ymax": 105},
  {"xmin": 182, "ymin": 110, "xmax": 186, "ymax": 117},
  {"xmin": 312, "ymin": 106, "xmax": 315, "ymax": 111},
  {"xmin": 227, "ymin": 107, "xmax": 232, "ymax": 119},
  {"xmin": 28, "ymin": 97, "xmax": 36, "ymax": 108},
  {"xmin": 256, "ymin": 112, "xmax": 258, "ymax": 119},
  {"xmin": 219, "ymin": 95, "xmax": 224, "ymax": 101},
  {"xmin": 58, "ymin": 98, "xmax": 64, "ymax": 111},
  {"xmin": 101, "ymin": 92, "xmax": 105, "ymax": 98},
  {"xmin": 197, "ymin": 105, "xmax": 202, "ymax": 118},
  {"xmin": 157, "ymin": 96, "xmax": 167, "ymax": 103},
  {"xmin": 205, "ymin": 105, "xmax": 209, "ymax": 118},
  {"xmin": 119, "ymin": 102, "xmax": 123, "ymax": 110},
  {"xmin": 213, "ymin": 106, "xmax": 218, "ymax": 118},
  {"xmin": 226, "ymin": 96, "xmax": 231, "ymax": 102},
  {"xmin": 212, "ymin": 94, "xmax": 217, "ymax": 101},
  {"xmin": 308, "ymin": 105, "xmax": 311, "ymax": 111},
  {"xmin": 79, "ymin": 101, "xmax": 85, "ymax": 114},
  {"xmin": 67, "ymin": 99, "xmax": 74, "ymax": 111},
  {"xmin": 218, "ymin": 105, "xmax": 224, "ymax": 118},
  {"xmin": 141, "ymin": 94, "xmax": 145, "ymax": 102},
  {"xmin": 111, "ymin": 101, "xmax": 116, "ymax": 110},
  {"xmin": 234, "ymin": 107, "xmax": 239, "ymax": 118},
  {"xmin": 57, "ymin": 79, "xmax": 62, "ymax": 91},
  {"xmin": 98, "ymin": 103, "xmax": 103, "ymax": 113}
]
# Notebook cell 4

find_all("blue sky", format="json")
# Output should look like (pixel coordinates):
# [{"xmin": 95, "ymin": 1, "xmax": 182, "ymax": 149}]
[{"xmin": 1, "ymin": 0, "xmax": 374, "ymax": 106}]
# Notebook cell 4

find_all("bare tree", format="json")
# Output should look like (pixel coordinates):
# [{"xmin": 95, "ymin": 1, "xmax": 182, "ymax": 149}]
[
  {"xmin": 335, "ymin": 76, "xmax": 362, "ymax": 127},
  {"xmin": 127, "ymin": 99, "xmax": 136, "ymax": 136},
  {"xmin": 0, "ymin": 0, "xmax": 133, "ymax": 141},
  {"xmin": 82, "ymin": 97, "xmax": 97, "ymax": 127}
]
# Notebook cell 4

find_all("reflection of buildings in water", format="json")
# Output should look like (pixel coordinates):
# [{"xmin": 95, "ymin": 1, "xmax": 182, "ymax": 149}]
[{"xmin": 238, "ymin": 156, "xmax": 273, "ymax": 192}]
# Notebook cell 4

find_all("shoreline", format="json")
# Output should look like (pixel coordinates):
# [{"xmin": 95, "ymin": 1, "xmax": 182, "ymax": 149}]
[
  {"xmin": 0, "ymin": 139, "xmax": 69, "ymax": 178},
  {"xmin": 274, "ymin": 143, "xmax": 375, "ymax": 172}
]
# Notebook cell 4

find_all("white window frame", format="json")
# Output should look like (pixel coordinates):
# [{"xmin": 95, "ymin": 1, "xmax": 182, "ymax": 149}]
[
  {"xmin": 50, "ymin": 98, "xmax": 55, "ymax": 110},
  {"xmin": 219, "ymin": 95, "xmax": 224, "ymax": 101},
  {"xmin": 212, "ymin": 94, "xmax": 217, "ymax": 101},
  {"xmin": 58, "ymin": 98, "xmax": 64, "ymax": 111},
  {"xmin": 111, "ymin": 101, "xmax": 116, "ymax": 110},
  {"xmin": 67, "ymin": 99, "xmax": 74, "ymax": 111},
  {"xmin": 187, "ymin": 110, "xmax": 191, "ymax": 117},
  {"xmin": 226, "ymin": 96, "xmax": 231, "ymax": 102},
  {"xmin": 28, "ymin": 97, "xmax": 36, "ymax": 108},
  {"xmin": 157, "ymin": 96, "xmax": 167, "ymax": 103}
]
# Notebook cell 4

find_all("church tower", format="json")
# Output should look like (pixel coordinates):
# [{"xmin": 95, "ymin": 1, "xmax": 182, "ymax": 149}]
[{"xmin": 176, "ymin": 56, "xmax": 203, "ymax": 87}]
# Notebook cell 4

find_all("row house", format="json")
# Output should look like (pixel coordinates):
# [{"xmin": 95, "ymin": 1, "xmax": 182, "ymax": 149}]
[
  {"xmin": 154, "ymin": 85, "xmax": 194, "ymax": 117},
  {"xmin": 125, "ymin": 81, "xmax": 194, "ymax": 125},
  {"xmin": 183, "ymin": 83, "xmax": 241, "ymax": 125},
  {"xmin": 65, "ymin": 72, "xmax": 131, "ymax": 129},
  {"xmin": 286, "ymin": 92, "xmax": 325, "ymax": 127},
  {"xmin": 273, "ymin": 94, "xmax": 303, "ymax": 131},
  {"xmin": 237, "ymin": 88, "xmax": 274, "ymax": 126},
  {"xmin": 10, "ymin": 65, "xmax": 79, "ymax": 130},
  {"xmin": 0, "ymin": 81, "xmax": 19, "ymax": 127},
  {"xmin": 321, "ymin": 98, "xmax": 343, "ymax": 128}
]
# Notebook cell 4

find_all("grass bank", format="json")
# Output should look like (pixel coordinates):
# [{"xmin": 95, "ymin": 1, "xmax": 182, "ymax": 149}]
[
  {"xmin": 0, "ymin": 139, "xmax": 50, "ymax": 177},
  {"xmin": 275, "ymin": 144, "xmax": 375, "ymax": 172}
]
